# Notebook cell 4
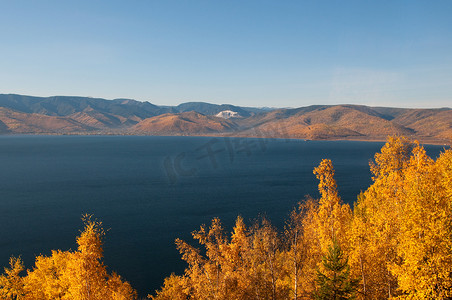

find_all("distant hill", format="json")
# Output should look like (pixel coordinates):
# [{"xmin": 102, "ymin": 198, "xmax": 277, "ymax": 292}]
[
  {"xmin": 237, "ymin": 105, "xmax": 415, "ymax": 140},
  {"xmin": 0, "ymin": 94, "xmax": 451, "ymax": 143},
  {"xmin": 0, "ymin": 94, "xmax": 167, "ymax": 119},
  {"xmin": 0, "ymin": 107, "xmax": 95, "ymax": 134},
  {"xmin": 132, "ymin": 111, "xmax": 239, "ymax": 135}
]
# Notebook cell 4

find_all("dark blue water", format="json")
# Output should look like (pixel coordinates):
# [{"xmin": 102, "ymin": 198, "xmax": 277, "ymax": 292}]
[{"xmin": 0, "ymin": 136, "xmax": 446, "ymax": 296}]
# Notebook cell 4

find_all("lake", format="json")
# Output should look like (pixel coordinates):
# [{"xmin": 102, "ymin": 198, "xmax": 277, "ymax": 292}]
[{"xmin": 0, "ymin": 136, "xmax": 446, "ymax": 296}]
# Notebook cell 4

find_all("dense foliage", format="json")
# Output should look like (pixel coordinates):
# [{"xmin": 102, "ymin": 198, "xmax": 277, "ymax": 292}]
[
  {"xmin": 1, "ymin": 136, "xmax": 451, "ymax": 299},
  {"xmin": 0, "ymin": 215, "xmax": 136, "ymax": 300},
  {"xmin": 150, "ymin": 137, "xmax": 452, "ymax": 300}
]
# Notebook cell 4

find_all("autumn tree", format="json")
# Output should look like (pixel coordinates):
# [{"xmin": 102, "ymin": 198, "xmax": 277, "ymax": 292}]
[
  {"xmin": 0, "ymin": 257, "xmax": 26, "ymax": 300},
  {"xmin": 149, "ymin": 273, "xmax": 189, "ymax": 300},
  {"xmin": 153, "ymin": 136, "xmax": 452, "ymax": 299},
  {"xmin": 248, "ymin": 217, "xmax": 288, "ymax": 300},
  {"xmin": 282, "ymin": 197, "xmax": 322, "ymax": 299},
  {"xmin": 347, "ymin": 136, "xmax": 452, "ymax": 299},
  {"xmin": 221, "ymin": 216, "xmax": 255, "ymax": 299},
  {"xmin": 0, "ymin": 215, "xmax": 137, "ymax": 300},
  {"xmin": 348, "ymin": 136, "xmax": 415, "ymax": 298},
  {"xmin": 390, "ymin": 146, "xmax": 452, "ymax": 299},
  {"xmin": 279, "ymin": 158, "xmax": 353, "ymax": 300},
  {"xmin": 151, "ymin": 216, "xmax": 292, "ymax": 300},
  {"xmin": 313, "ymin": 159, "xmax": 352, "ymax": 253},
  {"xmin": 284, "ymin": 201, "xmax": 308, "ymax": 300},
  {"xmin": 151, "ymin": 217, "xmax": 240, "ymax": 300}
]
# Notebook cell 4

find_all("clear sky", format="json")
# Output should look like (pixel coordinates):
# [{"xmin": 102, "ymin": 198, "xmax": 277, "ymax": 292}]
[{"xmin": 1, "ymin": 0, "xmax": 451, "ymax": 108}]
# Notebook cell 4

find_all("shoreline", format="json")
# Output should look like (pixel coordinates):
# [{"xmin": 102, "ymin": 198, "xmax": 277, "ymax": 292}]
[{"xmin": 1, "ymin": 132, "xmax": 450, "ymax": 146}]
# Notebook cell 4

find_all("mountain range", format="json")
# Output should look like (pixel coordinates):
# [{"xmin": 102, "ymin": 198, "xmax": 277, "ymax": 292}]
[{"xmin": 0, "ymin": 94, "xmax": 451, "ymax": 144}]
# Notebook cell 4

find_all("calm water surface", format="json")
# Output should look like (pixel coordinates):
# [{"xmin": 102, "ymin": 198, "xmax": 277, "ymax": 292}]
[{"xmin": 0, "ymin": 136, "xmax": 446, "ymax": 296}]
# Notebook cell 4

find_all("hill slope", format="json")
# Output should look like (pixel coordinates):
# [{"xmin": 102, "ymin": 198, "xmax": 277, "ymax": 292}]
[
  {"xmin": 237, "ymin": 105, "xmax": 415, "ymax": 140},
  {"xmin": 0, "ymin": 94, "xmax": 450, "ymax": 143},
  {"xmin": 0, "ymin": 107, "xmax": 95, "ymax": 134},
  {"xmin": 132, "ymin": 111, "xmax": 239, "ymax": 135}
]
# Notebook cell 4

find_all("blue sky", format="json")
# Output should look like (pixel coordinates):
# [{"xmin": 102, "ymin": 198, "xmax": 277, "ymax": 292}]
[{"xmin": 1, "ymin": 0, "xmax": 451, "ymax": 108}]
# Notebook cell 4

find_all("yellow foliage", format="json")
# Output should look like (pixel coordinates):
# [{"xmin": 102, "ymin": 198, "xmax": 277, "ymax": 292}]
[
  {"xmin": 0, "ymin": 257, "xmax": 25, "ymax": 300},
  {"xmin": 370, "ymin": 136, "xmax": 413, "ymax": 180},
  {"xmin": 390, "ymin": 147, "xmax": 452, "ymax": 299},
  {"xmin": 149, "ymin": 273, "xmax": 189, "ymax": 300},
  {"xmin": 152, "ymin": 136, "xmax": 451, "ymax": 299},
  {"xmin": 313, "ymin": 159, "xmax": 352, "ymax": 256},
  {"xmin": 0, "ymin": 215, "xmax": 137, "ymax": 300},
  {"xmin": 349, "ymin": 137, "xmax": 452, "ymax": 299},
  {"xmin": 2, "ymin": 136, "xmax": 451, "ymax": 300}
]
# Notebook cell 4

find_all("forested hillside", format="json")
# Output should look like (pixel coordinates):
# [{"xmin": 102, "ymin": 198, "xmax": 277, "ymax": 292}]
[{"xmin": 1, "ymin": 136, "xmax": 451, "ymax": 299}]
